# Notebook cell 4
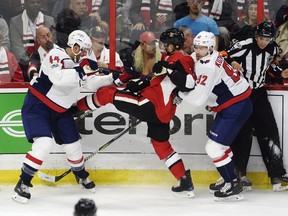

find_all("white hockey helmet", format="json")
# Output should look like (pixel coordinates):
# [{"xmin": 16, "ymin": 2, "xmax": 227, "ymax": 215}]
[
  {"xmin": 193, "ymin": 31, "xmax": 216, "ymax": 50},
  {"xmin": 67, "ymin": 30, "xmax": 92, "ymax": 50}
]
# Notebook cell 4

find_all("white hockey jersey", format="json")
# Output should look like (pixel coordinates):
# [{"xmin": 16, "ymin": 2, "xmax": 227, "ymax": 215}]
[
  {"xmin": 179, "ymin": 51, "xmax": 251, "ymax": 112},
  {"xmin": 29, "ymin": 48, "xmax": 87, "ymax": 112}
]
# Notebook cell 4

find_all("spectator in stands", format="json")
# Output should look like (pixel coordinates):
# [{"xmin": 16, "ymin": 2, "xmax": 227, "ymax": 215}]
[
  {"xmin": 178, "ymin": 25, "xmax": 194, "ymax": 55},
  {"xmin": 0, "ymin": 15, "xmax": 10, "ymax": 50},
  {"xmin": 132, "ymin": 31, "xmax": 161, "ymax": 75},
  {"xmin": 233, "ymin": 0, "xmax": 258, "ymax": 42},
  {"xmin": 55, "ymin": 8, "xmax": 81, "ymax": 48},
  {"xmin": 88, "ymin": 25, "xmax": 123, "ymax": 68},
  {"xmin": 67, "ymin": 0, "xmax": 108, "ymax": 34},
  {"xmin": 27, "ymin": 26, "xmax": 58, "ymax": 81},
  {"xmin": 173, "ymin": 0, "xmax": 220, "ymax": 50},
  {"xmin": 0, "ymin": 32, "xmax": 24, "ymax": 83},
  {"xmin": 9, "ymin": 0, "xmax": 55, "ymax": 82},
  {"xmin": 86, "ymin": 0, "xmax": 109, "ymax": 33},
  {"xmin": 129, "ymin": 0, "xmax": 178, "ymax": 42}
]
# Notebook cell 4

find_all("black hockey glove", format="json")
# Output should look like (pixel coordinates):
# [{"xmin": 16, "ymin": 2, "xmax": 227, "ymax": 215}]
[
  {"xmin": 125, "ymin": 76, "xmax": 151, "ymax": 93},
  {"xmin": 152, "ymin": 61, "xmax": 175, "ymax": 75}
]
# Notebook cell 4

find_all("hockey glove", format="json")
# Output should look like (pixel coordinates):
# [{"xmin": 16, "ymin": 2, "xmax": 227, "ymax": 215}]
[
  {"xmin": 152, "ymin": 61, "xmax": 175, "ymax": 75},
  {"xmin": 74, "ymin": 66, "xmax": 87, "ymax": 81},
  {"xmin": 125, "ymin": 75, "xmax": 151, "ymax": 93},
  {"xmin": 171, "ymin": 88, "xmax": 182, "ymax": 105},
  {"xmin": 113, "ymin": 66, "xmax": 140, "ymax": 86},
  {"xmin": 79, "ymin": 58, "xmax": 98, "ymax": 74}
]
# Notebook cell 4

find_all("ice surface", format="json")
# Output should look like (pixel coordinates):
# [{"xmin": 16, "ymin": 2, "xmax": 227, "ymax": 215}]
[{"xmin": 1, "ymin": 184, "xmax": 288, "ymax": 216}]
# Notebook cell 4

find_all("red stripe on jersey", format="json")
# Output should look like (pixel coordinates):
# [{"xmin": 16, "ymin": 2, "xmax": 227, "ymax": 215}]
[
  {"xmin": 211, "ymin": 87, "xmax": 252, "ymax": 112},
  {"xmin": 29, "ymin": 86, "xmax": 67, "ymax": 113},
  {"xmin": 26, "ymin": 153, "xmax": 43, "ymax": 165},
  {"xmin": 67, "ymin": 156, "xmax": 84, "ymax": 164}
]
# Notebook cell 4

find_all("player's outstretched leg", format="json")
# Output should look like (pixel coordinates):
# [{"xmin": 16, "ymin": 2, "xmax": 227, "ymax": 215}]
[
  {"xmin": 172, "ymin": 169, "xmax": 195, "ymax": 198},
  {"xmin": 271, "ymin": 174, "xmax": 288, "ymax": 191},
  {"xmin": 12, "ymin": 179, "xmax": 33, "ymax": 204},
  {"xmin": 214, "ymin": 178, "xmax": 244, "ymax": 201}
]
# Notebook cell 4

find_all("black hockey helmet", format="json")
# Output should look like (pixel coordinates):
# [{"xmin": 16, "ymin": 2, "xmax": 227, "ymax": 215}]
[
  {"xmin": 160, "ymin": 28, "xmax": 184, "ymax": 49},
  {"xmin": 255, "ymin": 21, "xmax": 276, "ymax": 38},
  {"xmin": 74, "ymin": 198, "xmax": 97, "ymax": 216}
]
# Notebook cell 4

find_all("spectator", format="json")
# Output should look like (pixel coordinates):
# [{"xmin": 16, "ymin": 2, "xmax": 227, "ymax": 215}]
[
  {"xmin": 275, "ymin": 5, "xmax": 288, "ymax": 71},
  {"xmin": 133, "ymin": 31, "xmax": 161, "ymax": 75},
  {"xmin": 88, "ymin": 25, "xmax": 123, "ymax": 68},
  {"xmin": 9, "ymin": 0, "xmax": 55, "ymax": 82},
  {"xmin": 129, "ymin": 0, "xmax": 178, "ymax": 42},
  {"xmin": 233, "ymin": 0, "xmax": 258, "ymax": 42},
  {"xmin": 178, "ymin": 25, "xmax": 194, "ymax": 55},
  {"xmin": 173, "ymin": 0, "xmax": 220, "ymax": 50},
  {"xmin": 0, "ymin": 15, "xmax": 10, "ymax": 50},
  {"xmin": 55, "ymin": 8, "xmax": 81, "ymax": 48},
  {"xmin": 87, "ymin": 0, "xmax": 109, "ymax": 33},
  {"xmin": 27, "ymin": 26, "xmax": 59, "ymax": 80},
  {"xmin": 0, "ymin": 32, "xmax": 24, "ymax": 83}
]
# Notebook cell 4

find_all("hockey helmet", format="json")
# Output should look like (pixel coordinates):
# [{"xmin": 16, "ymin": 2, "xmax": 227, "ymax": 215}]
[
  {"xmin": 74, "ymin": 198, "xmax": 97, "ymax": 216},
  {"xmin": 255, "ymin": 21, "xmax": 276, "ymax": 38},
  {"xmin": 193, "ymin": 31, "xmax": 216, "ymax": 50},
  {"xmin": 160, "ymin": 28, "xmax": 184, "ymax": 49},
  {"xmin": 67, "ymin": 30, "xmax": 92, "ymax": 51}
]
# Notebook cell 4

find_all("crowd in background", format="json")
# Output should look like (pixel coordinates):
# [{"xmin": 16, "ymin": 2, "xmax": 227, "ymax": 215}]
[{"xmin": 0, "ymin": 0, "xmax": 288, "ymax": 84}]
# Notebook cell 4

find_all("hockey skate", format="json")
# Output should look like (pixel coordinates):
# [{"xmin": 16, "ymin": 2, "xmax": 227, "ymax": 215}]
[
  {"xmin": 214, "ymin": 179, "xmax": 244, "ymax": 201},
  {"xmin": 271, "ymin": 174, "xmax": 288, "ymax": 191},
  {"xmin": 209, "ymin": 177, "xmax": 225, "ymax": 193},
  {"xmin": 240, "ymin": 176, "xmax": 252, "ymax": 191},
  {"xmin": 172, "ymin": 170, "xmax": 195, "ymax": 198},
  {"xmin": 12, "ymin": 179, "xmax": 32, "ymax": 204},
  {"xmin": 76, "ymin": 176, "xmax": 96, "ymax": 193}
]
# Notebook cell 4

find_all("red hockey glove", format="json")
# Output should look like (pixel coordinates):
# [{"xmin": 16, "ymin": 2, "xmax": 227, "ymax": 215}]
[{"xmin": 79, "ymin": 58, "xmax": 98, "ymax": 74}]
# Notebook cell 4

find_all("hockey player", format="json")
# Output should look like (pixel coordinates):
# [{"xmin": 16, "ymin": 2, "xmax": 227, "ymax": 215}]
[
  {"xmin": 77, "ymin": 28, "xmax": 196, "ymax": 197},
  {"xmin": 12, "ymin": 30, "xmax": 100, "ymax": 204},
  {"xmin": 156, "ymin": 31, "xmax": 253, "ymax": 201},
  {"xmin": 221, "ymin": 21, "xmax": 288, "ymax": 191}
]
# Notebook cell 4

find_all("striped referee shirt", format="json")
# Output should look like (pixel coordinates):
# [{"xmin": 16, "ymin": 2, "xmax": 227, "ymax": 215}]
[{"xmin": 226, "ymin": 38, "xmax": 282, "ymax": 89}]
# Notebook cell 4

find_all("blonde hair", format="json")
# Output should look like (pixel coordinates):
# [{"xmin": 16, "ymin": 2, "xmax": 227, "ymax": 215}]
[{"xmin": 133, "ymin": 45, "xmax": 161, "ymax": 72}]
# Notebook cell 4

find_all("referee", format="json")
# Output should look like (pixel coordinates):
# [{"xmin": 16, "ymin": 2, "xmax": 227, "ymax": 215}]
[{"xmin": 225, "ymin": 21, "xmax": 288, "ymax": 191}]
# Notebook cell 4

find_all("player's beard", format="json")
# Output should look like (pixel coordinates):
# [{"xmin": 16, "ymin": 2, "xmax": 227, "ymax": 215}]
[{"xmin": 45, "ymin": 41, "xmax": 54, "ymax": 51}]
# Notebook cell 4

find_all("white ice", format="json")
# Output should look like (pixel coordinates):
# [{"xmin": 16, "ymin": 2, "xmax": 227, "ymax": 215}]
[{"xmin": 1, "ymin": 184, "xmax": 288, "ymax": 216}]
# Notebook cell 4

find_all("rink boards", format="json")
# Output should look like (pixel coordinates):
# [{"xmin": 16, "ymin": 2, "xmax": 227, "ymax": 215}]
[{"xmin": 0, "ymin": 84, "xmax": 287, "ymax": 188}]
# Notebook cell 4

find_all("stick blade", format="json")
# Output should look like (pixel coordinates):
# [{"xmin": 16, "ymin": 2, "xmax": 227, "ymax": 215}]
[{"xmin": 38, "ymin": 171, "xmax": 56, "ymax": 183}]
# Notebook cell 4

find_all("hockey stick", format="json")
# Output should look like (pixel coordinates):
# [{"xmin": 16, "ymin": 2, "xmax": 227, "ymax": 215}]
[{"xmin": 38, "ymin": 120, "xmax": 141, "ymax": 182}]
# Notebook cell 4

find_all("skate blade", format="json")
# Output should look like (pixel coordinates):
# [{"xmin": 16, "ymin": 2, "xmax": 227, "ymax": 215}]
[
  {"xmin": 209, "ymin": 189, "xmax": 217, "ymax": 194},
  {"xmin": 273, "ymin": 183, "xmax": 288, "ymax": 192},
  {"xmin": 214, "ymin": 193, "xmax": 244, "ymax": 201},
  {"xmin": 243, "ymin": 186, "xmax": 252, "ymax": 192},
  {"xmin": 80, "ymin": 185, "xmax": 96, "ymax": 193},
  {"xmin": 173, "ymin": 190, "xmax": 195, "ymax": 198},
  {"xmin": 12, "ymin": 193, "xmax": 29, "ymax": 204}
]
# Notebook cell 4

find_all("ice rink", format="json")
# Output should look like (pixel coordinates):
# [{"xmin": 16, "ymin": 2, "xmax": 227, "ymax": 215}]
[{"xmin": 1, "ymin": 184, "xmax": 288, "ymax": 216}]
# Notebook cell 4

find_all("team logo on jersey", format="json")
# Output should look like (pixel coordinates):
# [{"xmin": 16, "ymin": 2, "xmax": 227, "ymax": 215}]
[
  {"xmin": 0, "ymin": 110, "xmax": 25, "ymax": 137},
  {"xmin": 200, "ymin": 59, "xmax": 210, "ymax": 64}
]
